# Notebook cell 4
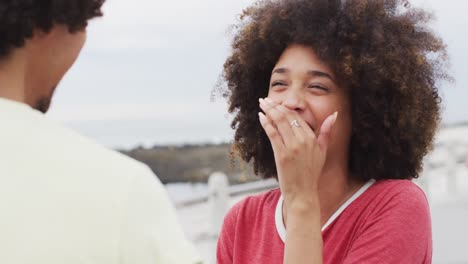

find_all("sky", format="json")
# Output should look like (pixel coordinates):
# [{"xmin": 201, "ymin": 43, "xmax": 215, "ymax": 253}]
[{"xmin": 47, "ymin": 0, "xmax": 468, "ymax": 149}]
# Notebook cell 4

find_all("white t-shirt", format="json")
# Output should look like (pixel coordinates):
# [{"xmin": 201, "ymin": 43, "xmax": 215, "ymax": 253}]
[{"xmin": 0, "ymin": 98, "xmax": 200, "ymax": 264}]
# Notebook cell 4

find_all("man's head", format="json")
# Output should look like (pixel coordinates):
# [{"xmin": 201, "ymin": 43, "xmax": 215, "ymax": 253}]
[{"xmin": 0, "ymin": 0, "xmax": 105, "ymax": 112}]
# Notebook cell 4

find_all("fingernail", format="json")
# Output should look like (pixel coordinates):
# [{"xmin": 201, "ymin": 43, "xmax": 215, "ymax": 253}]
[{"xmin": 333, "ymin": 111, "xmax": 339, "ymax": 123}]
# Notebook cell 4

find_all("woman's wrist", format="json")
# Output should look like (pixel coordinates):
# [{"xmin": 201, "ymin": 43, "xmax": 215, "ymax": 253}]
[{"xmin": 284, "ymin": 193, "xmax": 321, "ymax": 217}]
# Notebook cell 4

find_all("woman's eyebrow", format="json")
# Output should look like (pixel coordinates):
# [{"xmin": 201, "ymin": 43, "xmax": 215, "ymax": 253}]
[
  {"xmin": 307, "ymin": 70, "xmax": 335, "ymax": 82},
  {"xmin": 272, "ymin": 68, "xmax": 335, "ymax": 82},
  {"xmin": 272, "ymin": 67, "xmax": 289, "ymax": 74}
]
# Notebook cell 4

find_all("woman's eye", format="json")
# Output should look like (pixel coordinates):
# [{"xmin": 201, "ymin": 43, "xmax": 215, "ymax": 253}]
[
  {"xmin": 309, "ymin": 85, "xmax": 328, "ymax": 91},
  {"xmin": 271, "ymin": 81, "xmax": 286, "ymax": 87}
]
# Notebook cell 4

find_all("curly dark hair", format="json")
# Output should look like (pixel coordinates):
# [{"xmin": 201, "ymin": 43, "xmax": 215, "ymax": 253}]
[
  {"xmin": 0, "ymin": 0, "xmax": 105, "ymax": 58},
  {"xmin": 220, "ymin": 0, "xmax": 450, "ymax": 181}
]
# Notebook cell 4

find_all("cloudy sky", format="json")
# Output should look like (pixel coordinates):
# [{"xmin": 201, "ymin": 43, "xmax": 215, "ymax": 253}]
[{"xmin": 47, "ymin": 0, "xmax": 468, "ymax": 149}]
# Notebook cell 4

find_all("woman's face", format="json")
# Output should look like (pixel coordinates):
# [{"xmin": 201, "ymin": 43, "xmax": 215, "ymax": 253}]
[{"xmin": 267, "ymin": 44, "xmax": 352, "ymax": 168}]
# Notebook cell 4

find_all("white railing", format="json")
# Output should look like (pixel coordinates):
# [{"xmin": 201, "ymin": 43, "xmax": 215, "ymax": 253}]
[{"xmin": 420, "ymin": 140, "xmax": 468, "ymax": 202}]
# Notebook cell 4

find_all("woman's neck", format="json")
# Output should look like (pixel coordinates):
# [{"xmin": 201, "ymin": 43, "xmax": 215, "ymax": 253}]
[{"xmin": 317, "ymin": 167, "xmax": 364, "ymax": 226}]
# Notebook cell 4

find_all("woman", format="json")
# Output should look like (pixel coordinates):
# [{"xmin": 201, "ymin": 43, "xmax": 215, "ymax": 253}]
[{"xmin": 217, "ymin": 0, "xmax": 449, "ymax": 263}]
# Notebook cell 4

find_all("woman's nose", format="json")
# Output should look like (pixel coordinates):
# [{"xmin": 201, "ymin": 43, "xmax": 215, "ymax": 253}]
[{"xmin": 282, "ymin": 88, "xmax": 305, "ymax": 112}]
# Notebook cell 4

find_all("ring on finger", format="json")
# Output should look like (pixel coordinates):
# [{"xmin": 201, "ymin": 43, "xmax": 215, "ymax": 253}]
[{"xmin": 290, "ymin": 119, "xmax": 300, "ymax": 128}]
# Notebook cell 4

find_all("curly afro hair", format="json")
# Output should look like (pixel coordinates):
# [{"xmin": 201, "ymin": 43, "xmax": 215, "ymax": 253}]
[
  {"xmin": 0, "ymin": 0, "xmax": 105, "ymax": 59},
  {"xmin": 220, "ymin": 0, "xmax": 450, "ymax": 181}
]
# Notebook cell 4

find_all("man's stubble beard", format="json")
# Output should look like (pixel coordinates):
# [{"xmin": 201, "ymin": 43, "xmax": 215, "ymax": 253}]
[{"xmin": 34, "ymin": 86, "xmax": 56, "ymax": 113}]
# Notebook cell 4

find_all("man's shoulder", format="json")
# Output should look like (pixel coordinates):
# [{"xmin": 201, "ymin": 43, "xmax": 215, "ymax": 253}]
[
  {"xmin": 48, "ymin": 123, "xmax": 155, "ymax": 184},
  {"xmin": 0, "ymin": 102, "xmax": 155, "ymax": 185}
]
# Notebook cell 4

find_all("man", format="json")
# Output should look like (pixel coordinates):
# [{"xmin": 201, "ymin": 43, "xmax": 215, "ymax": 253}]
[{"xmin": 0, "ymin": 1, "xmax": 200, "ymax": 263}]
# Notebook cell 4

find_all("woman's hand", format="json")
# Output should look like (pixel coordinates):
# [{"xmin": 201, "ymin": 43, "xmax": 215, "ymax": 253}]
[
  {"xmin": 258, "ymin": 97, "xmax": 337, "ymax": 264},
  {"xmin": 258, "ymin": 97, "xmax": 337, "ymax": 207}
]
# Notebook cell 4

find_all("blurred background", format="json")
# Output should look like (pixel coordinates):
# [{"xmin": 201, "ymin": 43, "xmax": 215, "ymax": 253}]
[{"xmin": 46, "ymin": 0, "xmax": 468, "ymax": 263}]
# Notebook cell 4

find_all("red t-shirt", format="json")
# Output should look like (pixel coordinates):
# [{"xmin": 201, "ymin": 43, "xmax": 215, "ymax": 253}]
[{"xmin": 217, "ymin": 179, "xmax": 432, "ymax": 264}]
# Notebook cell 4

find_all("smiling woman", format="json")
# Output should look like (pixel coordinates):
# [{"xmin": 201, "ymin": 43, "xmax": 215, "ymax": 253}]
[{"xmin": 217, "ymin": 0, "xmax": 450, "ymax": 263}]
